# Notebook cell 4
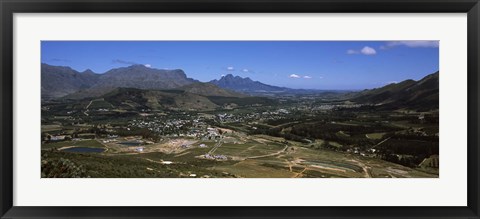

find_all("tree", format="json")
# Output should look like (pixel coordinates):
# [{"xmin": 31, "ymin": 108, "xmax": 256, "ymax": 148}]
[{"xmin": 41, "ymin": 153, "xmax": 88, "ymax": 178}]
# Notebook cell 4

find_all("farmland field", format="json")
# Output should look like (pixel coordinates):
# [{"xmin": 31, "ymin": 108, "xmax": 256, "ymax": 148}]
[{"xmin": 42, "ymin": 139, "xmax": 106, "ymax": 150}]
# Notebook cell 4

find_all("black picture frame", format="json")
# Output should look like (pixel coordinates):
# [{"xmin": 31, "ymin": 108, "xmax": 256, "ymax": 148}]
[{"xmin": 1, "ymin": 0, "xmax": 479, "ymax": 218}]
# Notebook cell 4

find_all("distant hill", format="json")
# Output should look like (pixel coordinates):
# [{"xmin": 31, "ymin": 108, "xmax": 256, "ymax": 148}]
[
  {"xmin": 41, "ymin": 64, "xmax": 100, "ymax": 99},
  {"xmin": 100, "ymin": 86, "xmax": 274, "ymax": 111},
  {"xmin": 210, "ymin": 74, "xmax": 289, "ymax": 93},
  {"xmin": 352, "ymin": 71, "xmax": 439, "ymax": 111},
  {"xmin": 209, "ymin": 74, "xmax": 352, "ymax": 98},
  {"xmin": 101, "ymin": 87, "xmax": 218, "ymax": 111},
  {"xmin": 179, "ymin": 82, "xmax": 246, "ymax": 98}
]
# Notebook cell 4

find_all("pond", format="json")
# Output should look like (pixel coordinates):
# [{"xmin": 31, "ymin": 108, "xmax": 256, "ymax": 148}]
[
  {"xmin": 119, "ymin": 141, "xmax": 142, "ymax": 146},
  {"xmin": 62, "ymin": 147, "xmax": 106, "ymax": 153}
]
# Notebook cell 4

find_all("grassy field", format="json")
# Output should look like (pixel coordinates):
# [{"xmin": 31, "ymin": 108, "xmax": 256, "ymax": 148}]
[
  {"xmin": 213, "ymin": 141, "xmax": 285, "ymax": 158},
  {"xmin": 42, "ymin": 139, "xmax": 105, "ymax": 150},
  {"xmin": 336, "ymin": 131, "xmax": 350, "ymax": 137},
  {"xmin": 212, "ymin": 159, "xmax": 296, "ymax": 178},
  {"xmin": 41, "ymin": 124, "xmax": 63, "ymax": 132},
  {"xmin": 89, "ymin": 99, "xmax": 114, "ymax": 109},
  {"xmin": 366, "ymin": 132, "xmax": 386, "ymax": 139}
]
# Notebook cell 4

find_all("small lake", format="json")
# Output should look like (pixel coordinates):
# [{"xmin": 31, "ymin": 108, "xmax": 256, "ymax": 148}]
[
  {"xmin": 62, "ymin": 147, "xmax": 105, "ymax": 153},
  {"xmin": 119, "ymin": 141, "xmax": 142, "ymax": 146}
]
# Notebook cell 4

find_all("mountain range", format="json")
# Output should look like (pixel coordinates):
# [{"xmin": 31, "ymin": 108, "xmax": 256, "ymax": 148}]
[
  {"xmin": 41, "ymin": 63, "xmax": 439, "ymax": 111},
  {"xmin": 42, "ymin": 64, "xmax": 198, "ymax": 99}
]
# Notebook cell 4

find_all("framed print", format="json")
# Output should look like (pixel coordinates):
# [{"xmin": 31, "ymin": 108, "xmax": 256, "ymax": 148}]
[{"xmin": 1, "ymin": 0, "xmax": 479, "ymax": 218}]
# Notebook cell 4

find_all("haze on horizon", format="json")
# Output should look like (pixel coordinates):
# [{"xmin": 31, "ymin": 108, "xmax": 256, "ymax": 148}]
[{"xmin": 41, "ymin": 41, "xmax": 439, "ymax": 90}]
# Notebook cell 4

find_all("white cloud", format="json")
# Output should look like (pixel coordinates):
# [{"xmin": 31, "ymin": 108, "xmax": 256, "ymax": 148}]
[
  {"xmin": 227, "ymin": 66, "xmax": 235, "ymax": 71},
  {"xmin": 144, "ymin": 64, "xmax": 152, "ymax": 68},
  {"xmin": 221, "ymin": 74, "xmax": 225, "ymax": 77},
  {"xmin": 347, "ymin": 47, "xmax": 376, "ymax": 55},
  {"xmin": 242, "ymin": 69, "xmax": 249, "ymax": 73},
  {"xmin": 361, "ymin": 46, "xmax": 377, "ymax": 55},
  {"xmin": 386, "ymin": 41, "xmax": 439, "ymax": 48},
  {"xmin": 289, "ymin": 74, "xmax": 300, "ymax": 78},
  {"xmin": 303, "ymin": 76, "xmax": 312, "ymax": 79},
  {"xmin": 347, "ymin": 49, "xmax": 359, "ymax": 55}
]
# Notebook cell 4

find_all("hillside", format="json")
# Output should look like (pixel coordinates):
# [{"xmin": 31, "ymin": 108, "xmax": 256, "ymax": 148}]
[
  {"xmin": 97, "ymin": 86, "xmax": 276, "ymax": 111},
  {"xmin": 101, "ymin": 88, "xmax": 218, "ymax": 111},
  {"xmin": 179, "ymin": 82, "xmax": 246, "ymax": 98},
  {"xmin": 352, "ymin": 71, "xmax": 439, "ymax": 111}
]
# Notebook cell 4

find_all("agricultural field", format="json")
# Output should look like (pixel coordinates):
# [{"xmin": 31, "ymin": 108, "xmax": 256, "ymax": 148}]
[
  {"xmin": 41, "ymin": 139, "xmax": 106, "ymax": 150},
  {"xmin": 41, "ymin": 118, "xmax": 438, "ymax": 178}
]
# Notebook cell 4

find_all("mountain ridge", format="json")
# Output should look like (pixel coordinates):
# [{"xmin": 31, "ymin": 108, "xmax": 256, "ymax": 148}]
[
  {"xmin": 209, "ymin": 74, "xmax": 290, "ymax": 93},
  {"xmin": 42, "ymin": 63, "xmax": 198, "ymax": 99},
  {"xmin": 352, "ymin": 71, "xmax": 439, "ymax": 111},
  {"xmin": 41, "ymin": 63, "xmax": 101, "ymax": 99}
]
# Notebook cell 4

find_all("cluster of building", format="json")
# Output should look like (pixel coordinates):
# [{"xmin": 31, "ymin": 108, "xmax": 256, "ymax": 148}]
[
  {"xmin": 128, "ymin": 116, "xmax": 209, "ymax": 137},
  {"xmin": 308, "ymin": 103, "xmax": 363, "ymax": 111},
  {"xmin": 215, "ymin": 108, "xmax": 291, "ymax": 124}
]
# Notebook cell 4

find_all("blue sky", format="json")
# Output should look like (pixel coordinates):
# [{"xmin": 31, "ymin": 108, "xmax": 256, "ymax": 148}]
[{"xmin": 41, "ymin": 41, "xmax": 439, "ymax": 90}]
